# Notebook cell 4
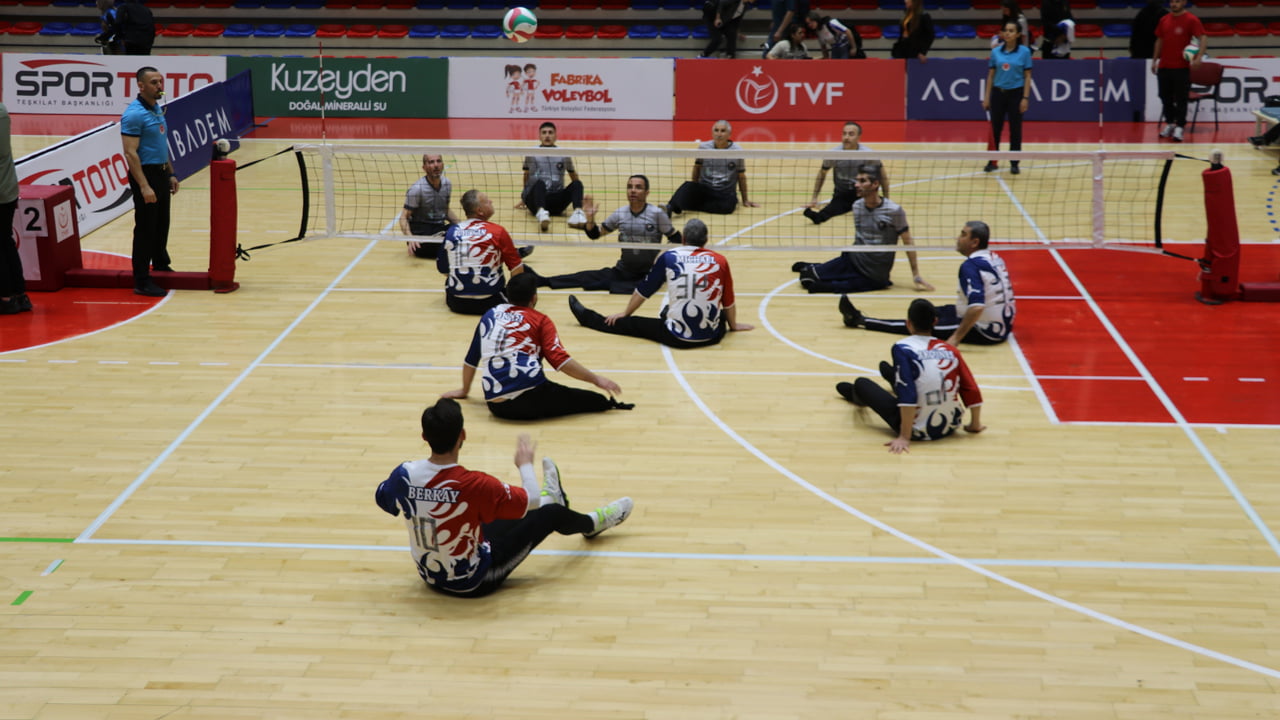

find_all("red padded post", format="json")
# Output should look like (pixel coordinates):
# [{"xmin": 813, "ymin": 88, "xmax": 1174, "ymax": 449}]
[{"xmin": 208, "ymin": 159, "xmax": 240, "ymax": 293}]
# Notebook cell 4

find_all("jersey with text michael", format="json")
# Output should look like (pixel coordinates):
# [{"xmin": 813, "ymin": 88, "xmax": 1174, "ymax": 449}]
[
  {"xmin": 376, "ymin": 462, "xmax": 528, "ymax": 592},
  {"xmin": 464, "ymin": 303, "xmax": 572, "ymax": 401},
  {"xmin": 438, "ymin": 218, "xmax": 524, "ymax": 297},
  {"xmin": 892, "ymin": 335, "xmax": 983, "ymax": 440},
  {"xmin": 638, "ymin": 245, "xmax": 736, "ymax": 342},
  {"xmin": 957, "ymin": 248, "xmax": 1015, "ymax": 342}
]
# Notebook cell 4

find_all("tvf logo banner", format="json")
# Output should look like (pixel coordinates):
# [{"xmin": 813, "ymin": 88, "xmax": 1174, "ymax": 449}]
[{"xmin": 675, "ymin": 59, "xmax": 906, "ymax": 121}]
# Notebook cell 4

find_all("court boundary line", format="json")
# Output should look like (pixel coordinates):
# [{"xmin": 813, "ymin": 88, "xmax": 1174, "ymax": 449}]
[
  {"xmin": 75, "ymin": 239, "xmax": 382, "ymax": 542},
  {"xmin": 657, "ymin": 336, "xmax": 1280, "ymax": 680}
]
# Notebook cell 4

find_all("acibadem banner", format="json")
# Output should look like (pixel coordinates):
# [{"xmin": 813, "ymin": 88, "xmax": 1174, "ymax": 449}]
[{"xmin": 227, "ymin": 57, "xmax": 447, "ymax": 118}]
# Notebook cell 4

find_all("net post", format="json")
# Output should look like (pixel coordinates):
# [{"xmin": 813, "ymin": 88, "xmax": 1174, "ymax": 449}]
[
  {"xmin": 321, "ymin": 144, "xmax": 336, "ymax": 236},
  {"xmin": 209, "ymin": 158, "xmax": 240, "ymax": 293}
]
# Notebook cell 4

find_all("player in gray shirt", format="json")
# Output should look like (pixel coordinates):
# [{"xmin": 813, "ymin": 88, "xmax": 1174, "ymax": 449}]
[
  {"xmin": 804, "ymin": 121, "xmax": 889, "ymax": 224},
  {"xmin": 791, "ymin": 165, "xmax": 934, "ymax": 294},
  {"xmin": 399, "ymin": 153, "xmax": 459, "ymax": 260},
  {"xmin": 536, "ymin": 174, "xmax": 681, "ymax": 295},
  {"xmin": 518, "ymin": 121, "xmax": 586, "ymax": 233},
  {"xmin": 666, "ymin": 120, "xmax": 759, "ymax": 216}
]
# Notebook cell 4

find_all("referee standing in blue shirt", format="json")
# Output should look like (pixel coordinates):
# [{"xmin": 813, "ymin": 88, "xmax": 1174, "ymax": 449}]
[
  {"xmin": 982, "ymin": 21, "xmax": 1033, "ymax": 175},
  {"xmin": 121, "ymin": 66, "xmax": 176, "ymax": 297}
]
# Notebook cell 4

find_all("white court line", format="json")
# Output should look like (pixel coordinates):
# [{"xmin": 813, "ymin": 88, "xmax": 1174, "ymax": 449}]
[
  {"xmin": 76, "ymin": 240, "xmax": 382, "ymax": 541},
  {"xmin": 658, "ymin": 341, "xmax": 1280, "ymax": 680},
  {"xmin": 989, "ymin": 174, "xmax": 1280, "ymax": 558},
  {"xmin": 757, "ymin": 278, "xmax": 876, "ymax": 374}
]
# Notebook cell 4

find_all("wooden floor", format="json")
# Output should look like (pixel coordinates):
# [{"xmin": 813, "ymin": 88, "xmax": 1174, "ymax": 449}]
[{"xmin": 2, "ymin": 123, "xmax": 1280, "ymax": 719}]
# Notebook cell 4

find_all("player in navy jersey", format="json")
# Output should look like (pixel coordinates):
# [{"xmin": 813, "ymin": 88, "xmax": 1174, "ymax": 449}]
[
  {"xmin": 835, "ymin": 299, "xmax": 986, "ymax": 454},
  {"xmin": 399, "ymin": 153, "xmax": 458, "ymax": 259},
  {"xmin": 438, "ymin": 189, "xmax": 527, "ymax": 315},
  {"xmin": 567, "ymin": 219, "xmax": 753, "ymax": 348},
  {"xmin": 840, "ymin": 221, "xmax": 1015, "ymax": 345},
  {"xmin": 442, "ymin": 273, "xmax": 634, "ymax": 420},
  {"xmin": 537, "ymin": 175, "xmax": 681, "ymax": 295},
  {"xmin": 803, "ymin": 121, "xmax": 887, "ymax": 225},
  {"xmin": 666, "ymin": 120, "xmax": 760, "ymax": 216},
  {"xmin": 516, "ymin": 122, "xmax": 587, "ymax": 232},
  {"xmin": 791, "ymin": 165, "xmax": 933, "ymax": 294},
  {"xmin": 375, "ymin": 398, "xmax": 633, "ymax": 597}
]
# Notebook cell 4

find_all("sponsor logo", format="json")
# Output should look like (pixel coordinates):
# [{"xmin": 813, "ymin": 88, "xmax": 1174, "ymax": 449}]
[{"xmin": 270, "ymin": 63, "xmax": 407, "ymax": 100}]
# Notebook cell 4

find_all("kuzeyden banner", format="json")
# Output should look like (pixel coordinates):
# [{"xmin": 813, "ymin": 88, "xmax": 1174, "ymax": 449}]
[
  {"xmin": 227, "ymin": 57, "xmax": 447, "ymax": 117},
  {"xmin": 675, "ymin": 59, "xmax": 906, "ymax": 121},
  {"xmin": 449, "ymin": 57, "xmax": 674, "ymax": 120}
]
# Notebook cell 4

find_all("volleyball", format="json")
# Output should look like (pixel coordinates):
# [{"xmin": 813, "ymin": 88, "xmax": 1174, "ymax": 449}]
[
  {"xmin": 1182, "ymin": 42, "xmax": 1202, "ymax": 62},
  {"xmin": 502, "ymin": 7, "xmax": 537, "ymax": 43}
]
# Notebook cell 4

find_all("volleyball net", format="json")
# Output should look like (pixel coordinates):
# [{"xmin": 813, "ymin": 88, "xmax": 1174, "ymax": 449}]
[{"xmin": 287, "ymin": 143, "xmax": 1177, "ymax": 253}]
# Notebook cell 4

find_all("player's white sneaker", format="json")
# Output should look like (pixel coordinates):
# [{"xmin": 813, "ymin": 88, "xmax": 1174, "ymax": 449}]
[
  {"xmin": 1172, "ymin": 126, "xmax": 1184, "ymax": 142},
  {"xmin": 566, "ymin": 208, "xmax": 587, "ymax": 229},
  {"xmin": 540, "ymin": 457, "xmax": 568, "ymax": 508},
  {"xmin": 1159, "ymin": 123, "xmax": 1174, "ymax": 138},
  {"xmin": 584, "ymin": 497, "xmax": 633, "ymax": 538},
  {"xmin": 536, "ymin": 208, "xmax": 551, "ymax": 232}
]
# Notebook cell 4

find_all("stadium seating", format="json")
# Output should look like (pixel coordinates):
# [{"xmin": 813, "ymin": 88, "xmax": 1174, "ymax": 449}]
[
  {"xmin": 661, "ymin": 24, "xmax": 691, "ymax": 39},
  {"xmin": 1074, "ymin": 23, "xmax": 1103, "ymax": 38},
  {"xmin": 565, "ymin": 24, "xmax": 595, "ymax": 38},
  {"xmin": 286, "ymin": 23, "xmax": 317, "ymax": 36},
  {"xmin": 224, "ymin": 23, "xmax": 255, "ymax": 37},
  {"xmin": 1102, "ymin": 23, "xmax": 1131, "ymax": 38},
  {"xmin": 409, "ymin": 24, "xmax": 439, "ymax": 37},
  {"xmin": 472, "ymin": 24, "xmax": 502, "ymax": 38},
  {"xmin": 162, "ymin": 22, "xmax": 197, "ymax": 36},
  {"xmin": 629, "ymin": 24, "xmax": 658, "ymax": 39},
  {"xmin": 316, "ymin": 23, "xmax": 346, "ymax": 36},
  {"xmin": 347, "ymin": 23, "xmax": 378, "ymax": 37},
  {"xmin": 70, "ymin": 21, "xmax": 100, "ymax": 36},
  {"xmin": 255, "ymin": 23, "xmax": 287, "ymax": 37},
  {"xmin": 7, "ymin": 21, "xmax": 41, "ymax": 35},
  {"xmin": 943, "ymin": 24, "xmax": 976, "ymax": 39},
  {"xmin": 597, "ymin": 24, "xmax": 627, "ymax": 39},
  {"xmin": 533, "ymin": 23, "xmax": 564, "ymax": 38},
  {"xmin": 1202, "ymin": 22, "xmax": 1235, "ymax": 37},
  {"xmin": 38, "ymin": 21, "xmax": 72, "ymax": 35},
  {"xmin": 858, "ymin": 24, "xmax": 881, "ymax": 39},
  {"xmin": 378, "ymin": 24, "xmax": 410, "ymax": 38},
  {"xmin": 439, "ymin": 24, "xmax": 469, "ymax": 37},
  {"xmin": 194, "ymin": 22, "xmax": 225, "ymax": 36},
  {"xmin": 1234, "ymin": 22, "xmax": 1266, "ymax": 36},
  {"xmin": 631, "ymin": 0, "xmax": 661, "ymax": 9}
]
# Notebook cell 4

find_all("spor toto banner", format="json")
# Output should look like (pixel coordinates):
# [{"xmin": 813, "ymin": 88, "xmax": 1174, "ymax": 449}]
[
  {"xmin": 674, "ymin": 59, "xmax": 905, "ymax": 121},
  {"xmin": 907, "ymin": 58, "xmax": 1147, "ymax": 122},
  {"xmin": 227, "ymin": 57, "xmax": 447, "ymax": 118},
  {"xmin": 1142, "ymin": 56, "xmax": 1280, "ymax": 123},
  {"xmin": 449, "ymin": 57, "xmax": 674, "ymax": 120},
  {"xmin": 1, "ymin": 54, "xmax": 225, "ymax": 114}
]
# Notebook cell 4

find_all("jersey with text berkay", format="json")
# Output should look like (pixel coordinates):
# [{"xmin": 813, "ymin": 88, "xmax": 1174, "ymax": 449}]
[
  {"xmin": 404, "ymin": 175, "xmax": 452, "ymax": 227},
  {"xmin": 637, "ymin": 245, "xmax": 736, "ymax": 342},
  {"xmin": 696, "ymin": 140, "xmax": 745, "ymax": 193},
  {"xmin": 523, "ymin": 153, "xmax": 575, "ymax": 193},
  {"xmin": 464, "ymin": 303, "xmax": 572, "ymax": 401},
  {"xmin": 891, "ymin": 335, "xmax": 983, "ymax": 441},
  {"xmin": 956, "ymin": 249, "xmax": 1016, "ymax": 342},
  {"xmin": 601, "ymin": 203, "xmax": 676, "ymax": 276},
  {"xmin": 376, "ymin": 461, "xmax": 528, "ymax": 593},
  {"xmin": 438, "ymin": 218, "xmax": 523, "ymax": 297}
]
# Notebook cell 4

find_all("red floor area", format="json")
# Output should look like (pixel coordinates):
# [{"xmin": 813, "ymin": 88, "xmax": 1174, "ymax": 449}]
[
  {"xmin": 0, "ymin": 253, "xmax": 163, "ymax": 354},
  {"xmin": 1005, "ymin": 245, "xmax": 1280, "ymax": 426}
]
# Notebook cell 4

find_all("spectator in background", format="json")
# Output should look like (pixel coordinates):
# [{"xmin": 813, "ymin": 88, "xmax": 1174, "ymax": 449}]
[
  {"xmin": 1129, "ymin": 0, "xmax": 1167, "ymax": 58},
  {"xmin": 766, "ymin": 23, "xmax": 812, "ymax": 59},
  {"xmin": 996, "ymin": 0, "xmax": 1030, "ymax": 47},
  {"xmin": 807, "ymin": 11, "xmax": 864, "ymax": 59},
  {"xmin": 1039, "ymin": 0, "xmax": 1073, "ymax": 59},
  {"xmin": 890, "ymin": 0, "xmax": 934, "ymax": 62},
  {"xmin": 764, "ymin": 0, "xmax": 809, "ymax": 56},
  {"xmin": 94, "ymin": 0, "xmax": 119, "ymax": 53},
  {"xmin": 1152, "ymin": 0, "xmax": 1205, "ymax": 143},
  {"xmin": 701, "ymin": 0, "xmax": 742, "ymax": 58}
]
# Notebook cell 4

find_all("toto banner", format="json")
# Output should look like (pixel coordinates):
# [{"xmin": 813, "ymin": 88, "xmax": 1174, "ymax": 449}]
[
  {"xmin": 1, "ymin": 54, "xmax": 225, "ymax": 114},
  {"xmin": 449, "ymin": 57, "xmax": 674, "ymax": 119},
  {"xmin": 227, "ymin": 57, "xmax": 447, "ymax": 118},
  {"xmin": 1142, "ymin": 56, "xmax": 1280, "ymax": 123},
  {"xmin": 907, "ymin": 58, "xmax": 1148, "ymax": 122},
  {"xmin": 675, "ymin": 59, "xmax": 905, "ymax": 121}
]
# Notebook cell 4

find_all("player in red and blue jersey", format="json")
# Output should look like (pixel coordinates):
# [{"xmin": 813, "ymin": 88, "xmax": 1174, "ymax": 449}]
[
  {"xmin": 567, "ymin": 219, "xmax": 754, "ymax": 348},
  {"xmin": 840, "ymin": 221, "xmax": 1015, "ymax": 345},
  {"xmin": 375, "ymin": 398, "xmax": 633, "ymax": 597},
  {"xmin": 437, "ymin": 189, "xmax": 526, "ymax": 315},
  {"xmin": 836, "ymin": 299, "xmax": 986, "ymax": 454},
  {"xmin": 442, "ymin": 273, "xmax": 633, "ymax": 420}
]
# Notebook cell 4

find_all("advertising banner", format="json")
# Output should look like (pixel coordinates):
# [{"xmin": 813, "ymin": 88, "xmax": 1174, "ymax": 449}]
[
  {"xmin": 1142, "ymin": 56, "xmax": 1280, "ymax": 123},
  {"xmin": 2, "ymin": 54, "xmax": 225, "ymax": 114},
  {"xmin": 907, "ymin": 58, "xmax": 1148, "ymax": 122},
  {"xmin": 227, "ymin": 57, "xmax": 447, "ymax": 118},
  {"xmin": 674, "ymin": 59, "xmax": 905, "ymax": 121},
  {"xmin": 449, "ymin": 57, "xmax": 674, "ymax": 120},
  {"xmin": 15, "ymin": 73, "xmax": 256, "ymax": 235}
]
